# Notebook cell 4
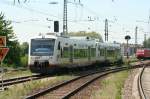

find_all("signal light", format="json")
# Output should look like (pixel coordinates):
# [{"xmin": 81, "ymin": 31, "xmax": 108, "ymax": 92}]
[{"xmin": 54, "ymin": 21, "xmax": 59, "ymax": 32}]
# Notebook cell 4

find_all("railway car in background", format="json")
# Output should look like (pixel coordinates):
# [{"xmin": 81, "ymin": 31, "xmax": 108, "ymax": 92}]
[
  {"xmin": 136, "ymin": 49, "xmax": 150, "ymax": 59},
  {"xmin": 28, "ymin": 33, "xmax": 122, "ymax": 74}
]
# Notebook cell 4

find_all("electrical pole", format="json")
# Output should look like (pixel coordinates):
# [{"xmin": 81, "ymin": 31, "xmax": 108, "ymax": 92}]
[
  {"xmin": 105, "ymin": 19, "xmax": 108, "ymax": 42},
  {"xmin": 135, "ymin": 26, "xmax": 138, "ymax": 45},
  {"xmin": 62, "ymin": 0, "xmax": 82, "ymax": 36},
  {"xmin": 144, "ymin": 33, "xmax": 147, "ymax": 48},
  {"xmin": 63, "ymin": 0, "xmax": 68, "ymax": 36},
  {"xmin": 135, "ymin": 26, "xmax": 138, "ymax": 52}
]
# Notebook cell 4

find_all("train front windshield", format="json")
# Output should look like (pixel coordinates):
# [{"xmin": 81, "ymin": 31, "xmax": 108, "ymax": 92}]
[{"xmin": 31, "ymin": 39, "xmax": 55, "ymax": 56}]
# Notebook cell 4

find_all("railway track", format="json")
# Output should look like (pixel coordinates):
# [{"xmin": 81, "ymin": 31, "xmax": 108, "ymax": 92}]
[
  {"xmin": 0, "ymin": 64, "xmax": 137, "ymax": 89},
  {"xmin": 0, "ymin": 68, "xmax": 27, "ymax": 73},
  {"xmin": 138, "ymin": 63, "xmax": 149, "ymax": 99},
  {"xmin": 0, "ymin": 74, "xmax": 46, "ymax": 87},
  {"xmin": 25, "ymin": 66, "xmax": 131, "ymax": 99}
]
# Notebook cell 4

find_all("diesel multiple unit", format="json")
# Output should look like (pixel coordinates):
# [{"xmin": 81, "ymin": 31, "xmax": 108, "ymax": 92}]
[{"xmin": 29, "ymin": 34, "xmax": 122, "ymax": 74}]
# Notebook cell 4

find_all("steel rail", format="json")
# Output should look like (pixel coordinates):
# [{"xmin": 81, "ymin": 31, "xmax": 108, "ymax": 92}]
[
  {"xmin": 25, "ymin": 66, "xmax": 130, "ymax": 99},
  {"xmin": 0, "ymin": 68, "xmax": 27, "ymax": 73},
  {"xmin": 61, "ymin": 68, "xmax": 127, "ymax": 99},
  {"xmin": 25, "ymin": 61, "xmax": 148, "ymax": 99},
  {"xmin": 138, "ymin": 65, "xmax": 147, "ymax": 99},
  {"xmin": 0, "ymin": 74, "xmax": 43, "ymax": 87}
]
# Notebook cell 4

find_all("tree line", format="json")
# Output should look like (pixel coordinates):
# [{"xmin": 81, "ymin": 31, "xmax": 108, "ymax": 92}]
[
  {"xmin": 143, "ymin": 38, "xmax": 150, "ymax": 48},
  {"xmin": 0, "ymin": 12, "xmax": 28, "ymax": 68}
]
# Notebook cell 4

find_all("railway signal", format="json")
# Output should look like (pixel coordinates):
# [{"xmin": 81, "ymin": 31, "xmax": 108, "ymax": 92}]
[
  {"xmin": 0, "ymin": 36, "xmax": 9, "ymax": 62},
  {"xmin": 125, "ymin": 35, "xmax": 131, "ymax": 59},
  {"xmin": 54, "ymin": 21, "xmax": 59, "ymax": 32},
  {"xmin": 0, "ymin": 48, "xmax": 9, "ymax": 62},
  {"xmin": 0, "ymin": 36, "xmax": 6, "ymax": 47},
  {"xmin": 0, "ymin": 36, "xmax": 9, "ymax": 91}
]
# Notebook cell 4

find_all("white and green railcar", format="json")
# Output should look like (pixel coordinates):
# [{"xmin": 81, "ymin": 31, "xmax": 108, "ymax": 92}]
[{"xmin": 29, "ymin": 34, "xmax": 122, "ymax": 74}]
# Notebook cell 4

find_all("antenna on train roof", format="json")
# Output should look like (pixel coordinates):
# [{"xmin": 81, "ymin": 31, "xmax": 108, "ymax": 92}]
[{"xmin": 39, "ymin": 33, "xmax": 42, "ymax": 36}]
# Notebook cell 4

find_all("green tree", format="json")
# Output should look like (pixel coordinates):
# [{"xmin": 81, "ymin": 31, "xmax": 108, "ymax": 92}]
[
  {"xmin": 20, "ymin": 42, "xmax": 29, "ymax": 67},
  {"xmin": 20, "ymin": 42, "xmax": 29, "ymax": 56},
  {"xmin": 0, "ymin": 12, "xmax": 21, "ymax": 67},
  {"xmin": 143, "ymin": 37, "xmax": 150, "ymax": 48},
  {"xmin": 69, "ymin": 31, "xmax": 103, "ymax": 42}
]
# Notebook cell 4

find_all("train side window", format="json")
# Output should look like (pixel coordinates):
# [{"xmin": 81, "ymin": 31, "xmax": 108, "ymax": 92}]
[
  {"xmin": 62, "ymin": 47, "xmax": 69, "ymax": 58},
  {"xmin": 58, "ymin": 42, "xmax": 60, "ymax": 50}
]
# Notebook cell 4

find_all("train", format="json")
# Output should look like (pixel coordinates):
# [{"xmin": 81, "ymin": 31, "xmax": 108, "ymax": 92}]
[
  {"xmin": 136, "ymin": 49, "xmax": 150, "ymax": 59},
  {"xmin": 28, "ymin": 33, "xmax": 123, "ymax": 74}
]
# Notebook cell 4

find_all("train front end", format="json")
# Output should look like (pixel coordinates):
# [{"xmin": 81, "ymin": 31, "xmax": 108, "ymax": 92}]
[
  {"xmin": 136, "ymin": 49, "xmax": 144, "ymax": 59},
  {"xmin": 29, "ymin": 36, "xmax": 57, "ymax": 74}
]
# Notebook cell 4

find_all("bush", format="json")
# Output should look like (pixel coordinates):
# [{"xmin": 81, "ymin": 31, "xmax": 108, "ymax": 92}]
[{"xmin": 20, "ymin": 54, "xmax": 28, "ymax": 67}]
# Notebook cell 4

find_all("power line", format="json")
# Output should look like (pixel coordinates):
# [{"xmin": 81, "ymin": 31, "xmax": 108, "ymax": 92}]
[
  {"xmin": 4, "ymin": 1, "xmax": 102, "ymax": 32},
  {"xmin": 19, "ymin": 5, "xmax": 60, "ymax": 19},
  {"xmin": 12, "ymin": 1, "xmax": 89, "ymax": 22},
  {"xmin": 14, "ymin": 0, "xmax": 28, "ymax": 4},
  {"xmin": 81, "ymin": 5, "xmax": 101, "ymax": 18}
]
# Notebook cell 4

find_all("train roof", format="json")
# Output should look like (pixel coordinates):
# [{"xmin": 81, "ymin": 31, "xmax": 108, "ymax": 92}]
[
  {"xmin": 99, "ymin": 42, "xmax": 120, "ymax": 48},
  {"xmin": 31, "ymin": 33, "xmax": 57, "ymax": 40},
  {"xmin": 32, "ymin": 33, "xmax": 98, "ymax": 39},
  {"xmin": 31, "ymin": 33, "xmax": 121, "ymax": 48}
]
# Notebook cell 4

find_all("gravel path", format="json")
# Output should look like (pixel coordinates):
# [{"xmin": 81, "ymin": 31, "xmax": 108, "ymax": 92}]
[{"xmin": 122, "ymin": 69, "xmax": 139, "ymax": 99}]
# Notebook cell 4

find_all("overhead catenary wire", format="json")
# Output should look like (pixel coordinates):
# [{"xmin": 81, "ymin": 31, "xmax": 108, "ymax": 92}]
[
  {"xmin": 2, "ymin": 0, "xmax": 119, "ymax": 33},
  {"xmin": 3, "ymin": 1, "xmax": 98, "ymax": 23}
]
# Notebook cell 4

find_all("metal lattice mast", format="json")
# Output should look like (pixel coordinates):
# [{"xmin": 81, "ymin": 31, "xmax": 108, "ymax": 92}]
[
  {"xmin": 135, "ymin": 26, "xmax": 138, "ymax": 45},
  {"xmin": 63, "ymin": 0, "xmax": 68, "ymax": 36},
  {"xmin": 105, "ymin": 19, "xmax": 108, "ymax": 41},
  {"xmin": 144, "ymin": 33, "xmax": 147, "ymax": 47},
  {"xmin": 134, "ymin": 26, "xmax": 138, "ymax": 52}
]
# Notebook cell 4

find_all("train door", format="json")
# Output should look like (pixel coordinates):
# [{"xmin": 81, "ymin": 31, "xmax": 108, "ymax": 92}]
[
  {"xmin": 96, "ymin": 44, "xmax": 99, "ymax": 58},
  {"xmin": 88, "ymin": 46, "xmax": 91, "ymax": 61},
  {"xmin": 57, "ymin": 41, "xmax": 61, "ymax": 62},
  {"xmin": 69, "ymin": 45, "xmax": 73, "ymax": 63},
  {"xmin": 104, "ymin": 47, "xmax": 107, "ymax": 60}
]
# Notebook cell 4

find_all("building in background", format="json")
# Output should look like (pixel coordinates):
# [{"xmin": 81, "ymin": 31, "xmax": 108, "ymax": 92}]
[{"xmin": 121, "ymin": 43, "xmax": 143, "ymax": 57}]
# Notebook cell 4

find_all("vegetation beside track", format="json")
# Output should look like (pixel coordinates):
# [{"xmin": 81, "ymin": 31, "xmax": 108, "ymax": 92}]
[
  {"xmin": 0, "ymin": 75, "xmax": 76, "ymax": 99},
  {"xmin": 1, "ymin": 70, "xmax": 33, "ymax": 80},
  {"xmin": 91, "ymin": 70, "xmax": 129, "ymax": 99}
]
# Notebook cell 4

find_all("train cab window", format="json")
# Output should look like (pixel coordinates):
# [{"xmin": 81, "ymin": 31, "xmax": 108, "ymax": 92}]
[{"xmin": 31, "ymin": 39, "xmax": 55, "ymax": 56}]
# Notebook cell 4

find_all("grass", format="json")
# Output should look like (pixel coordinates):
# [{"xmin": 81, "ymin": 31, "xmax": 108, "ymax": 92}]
[
  {"xmin": 0, "ymin": 75, "xmax": 76, "ymax": 99},
  {"xmin": 91, "ymin": 70, "xmax": 129, "ymax": 99},
  {"xmin": 0, "ymin": 70, "xmax": 33, "ymax": 80},
  {"xmin": 123, "ymin": 56, "xmax": 138, "ymax": 64}
]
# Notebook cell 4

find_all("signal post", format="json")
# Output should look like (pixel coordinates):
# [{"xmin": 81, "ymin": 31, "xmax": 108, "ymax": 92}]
[{"xmin": 0, "ymin": 36, "xmax": 9, "ymax": 91}]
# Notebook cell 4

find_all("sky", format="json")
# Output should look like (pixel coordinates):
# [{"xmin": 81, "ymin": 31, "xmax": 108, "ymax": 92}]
[{"xmin": 0, "ymin": 0, "xmax": 150, "ymax": 44}]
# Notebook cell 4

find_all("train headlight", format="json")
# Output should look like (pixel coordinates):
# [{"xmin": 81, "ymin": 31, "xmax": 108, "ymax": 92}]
[
  {"xmin": 31, "ymin": 56, "xmax": 41, "ymax": 60},
  {"xmin": 49, "ymin": 56, "xmax": 53, "ymax": 59}
]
